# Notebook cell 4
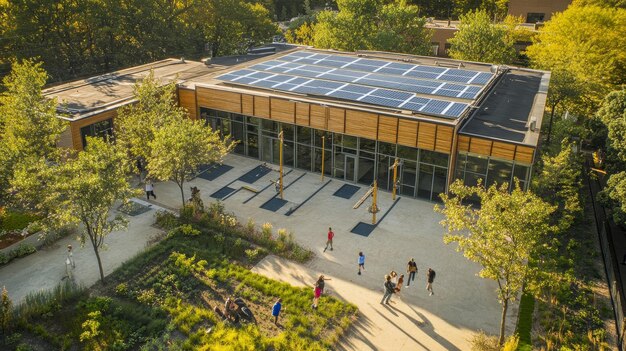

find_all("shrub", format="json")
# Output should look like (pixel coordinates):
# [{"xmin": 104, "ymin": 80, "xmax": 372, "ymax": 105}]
[
  {"xmin": 155, "ymin": 211, "xmax": 179, "ymax": 230},
  {"xmin": 1, "ymin": 286, "xmax": 12, "ymax": 333},
  {"xmin": 14, "ymin": 280, "xmax": 85, "ymax": 321},
  {"xmin": 245, "ymin": 248, "xmax": 260, "ymax": 262},
  {"xmin": 0, "ymin": 252, "xmax": 8, "ymax": 265},
  {"xmin": 115, "ymin": 283, "xmax": 128, "ymax": 297},
  {"xmin": 470, "ymin": 331, "xmax": 499, "ymax": 351},
  {"xmin": 246, "ymin": 218, "xmax": 256, "ymax": 235},
  {"xmin": 13, "ymin": 244, "xmax": 36, "ymax": 258}
]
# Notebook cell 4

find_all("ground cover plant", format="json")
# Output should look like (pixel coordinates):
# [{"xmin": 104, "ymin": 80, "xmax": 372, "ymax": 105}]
[{"xmin": 1, "ymin": 200, "xmax": 356, "ymax": 350}]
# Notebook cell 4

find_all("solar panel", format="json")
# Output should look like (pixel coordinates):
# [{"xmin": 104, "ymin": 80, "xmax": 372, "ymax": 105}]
[{"xmin": 276, "ymin": 52, "xmax": 493, "ymax": 86}]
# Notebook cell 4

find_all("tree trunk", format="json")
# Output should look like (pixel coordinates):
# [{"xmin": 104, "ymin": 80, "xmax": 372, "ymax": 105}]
[
  {"xmin": 178, "ymin": 181, "xmax": 186, "ymax": 207},
  {"xmin": 546, "ymin": 104, "xmax": 557, "ymax": 144},
  {"xmin": 90, "ymin": 236, "xmax": 105, "ymax": 283},
  {"xmin": 499, "ymin": 299, "xmax": 509, "ymax": 346}
]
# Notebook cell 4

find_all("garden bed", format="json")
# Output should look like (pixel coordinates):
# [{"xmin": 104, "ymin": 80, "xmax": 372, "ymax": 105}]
[{"xmin": 3, "ymin": 203, "xmax": 357, "ymax": 350}]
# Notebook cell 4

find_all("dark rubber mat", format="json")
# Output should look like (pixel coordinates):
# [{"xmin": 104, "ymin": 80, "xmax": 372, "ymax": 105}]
[
  {"xmin": 260, "ymin": 197, "xmax": 288, "ymax": 212},
  {"xmin": 198, "ymin": 164, "xmax": 233, "ymax": 181},
  {"xmin": 210, "ymin": 186, "xmax": 235, "ymax": 199},
  {"xmin": 350, "ymin": 222, "xmax": 376, "ymax": 237},
  {"xmin": 333, "ymin": 184, "xmax": 361, "ymax": 199},
  {"xmin": 239, "ymin": 165, "xmax": 272, "ymax": 184}
]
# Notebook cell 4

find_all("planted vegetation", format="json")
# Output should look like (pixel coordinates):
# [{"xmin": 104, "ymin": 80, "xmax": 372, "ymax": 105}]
[{"xmin": 1, "ymin": 201, "xmax": 356, "ymax": 350}]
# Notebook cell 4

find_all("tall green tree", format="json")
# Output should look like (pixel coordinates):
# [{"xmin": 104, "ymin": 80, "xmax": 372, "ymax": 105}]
[
  {"xmin": 0, "ymin": 59, "xmax": 66, "ymax": 205},
  {"xmin": 532, "ymin": 139, "xmax": 583, "ymax": 232},
  {"xmin": 313, "ymin": 0, "xmax": 432, "ymax": 55},
  {"xmin": 447, "ymin": 10, "xmax": 516, "ymax": 64},
  {"xmin": 544, "ymin": 70, "xmax": 580, "ymax": 143},
  {"xmin": 596, "ymin": 89, "xmax": 626, "ymax": 224},
  {"xmin": 526, "ymin": 5, "xmax": 626, "ymax": 115},
  {"xmin": 436, "ymin": 180, "xmax": 556, "ymax": 346},
  {"xmin": 452, "ymin": 0, "xmax": 508, "ymax": 20},
  {"xmin": 146, "ymin": 118, "xmax": 234, "ymax": 206},
  {"xmin": 48, "ymin": 138, "xmax": 136, "ymax": 283},
  {"xmin": 573, "ymin": 0, "xmax": 626, "ymax": 8},
  {"xmin": 116, "ymin": 71, "xmax": 185, "ymax": 169}
]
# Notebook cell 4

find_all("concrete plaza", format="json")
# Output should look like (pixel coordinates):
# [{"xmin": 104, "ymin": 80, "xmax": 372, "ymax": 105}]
[{"xmin": 151, "ymin": 154, "xmax": 517, "ymax": 351}]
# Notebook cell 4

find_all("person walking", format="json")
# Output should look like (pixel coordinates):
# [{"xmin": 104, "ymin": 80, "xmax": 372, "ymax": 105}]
[
  {"xmin": 67, "ymin": 244, "xmax": 76, "ymax": 269},
  {"xmin": 406, "ymin": 258, "xmax": 417, "ymax": 287},
  {"xmin": 312, "ymin": 275, "xmax": 331, "ymax": 309},
  {"xmin": 426, "ymin": 268, "xmax": 436, "ymax": 296},
  {"xmin": 145, "ymin": 181, "xmax": 157, "ymax": 200},
  {"xmin": 324, "ymin": 227, "xmax": 334, "ymax": 252},
  {"xmin": 381, "ymin": 275, "xmax": 395, "ymax": 305},
  {"xmin": 272, "ymin": 298, "xmax": 282, "ymax": 324},
  {"xmin": 358, "ymin": 252, "xmax": 365, "ymax": 275}
]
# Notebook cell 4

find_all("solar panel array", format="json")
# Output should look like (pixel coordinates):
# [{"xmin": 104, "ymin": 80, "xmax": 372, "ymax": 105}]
[{"xmin": 216, "ymin": 51, "xmax": 494, "ymax": 119}]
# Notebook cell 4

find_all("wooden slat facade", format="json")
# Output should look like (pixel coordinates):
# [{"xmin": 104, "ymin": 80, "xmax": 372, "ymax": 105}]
[
  {"xmin": 192, "ymin": 88, "xmax": 537, "ymax": 163},
  {"xmin": 457, "ymin": 134, "xmax": 536, "ymax": 164},
  {"xmin": 178, "ymin": 88, "xmax": 197, "ymax": 120},
  {"xmin": 197, "ymin": 87, "xmax": 241, "ymax": 114},
  {"xmin": 70, "ymin": 109, "xmax": 117, "ymax": 151}
]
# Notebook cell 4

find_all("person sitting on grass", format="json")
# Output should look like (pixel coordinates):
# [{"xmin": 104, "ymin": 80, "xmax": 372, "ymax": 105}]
[{"xmin": 224, "ymin": 296, "xmax": 240, "ymax": 323}]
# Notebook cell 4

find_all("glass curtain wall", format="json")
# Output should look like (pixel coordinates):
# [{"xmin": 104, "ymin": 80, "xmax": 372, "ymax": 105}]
[
  {"xmin": 199, "ymin": 107, "xmax": 450, "ymax": 200},
  {"xmin": 455, "ymin": 152, "xmax": 531, "ymax": 191}
]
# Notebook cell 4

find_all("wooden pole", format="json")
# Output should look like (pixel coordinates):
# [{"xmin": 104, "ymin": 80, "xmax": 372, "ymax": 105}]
[
  {"xmin": 321, "ymin": 135, "xmax": 325, "ymax": 181},
  {"xmin": 279, "ymin": 130, "xmax": 284, "ymax": 199},
  {"xmin": 392, "ymin": 158, "xmax": 399, "ymax": 200},
  {"xmin": 372, "ymin": 180, "xmax": 378, "ymax": 224}
]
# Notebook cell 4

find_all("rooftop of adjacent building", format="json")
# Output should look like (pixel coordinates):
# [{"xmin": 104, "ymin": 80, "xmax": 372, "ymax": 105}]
[{"xmin": 43, "ymin": 44, "xmax": 548, "ymax": 147}]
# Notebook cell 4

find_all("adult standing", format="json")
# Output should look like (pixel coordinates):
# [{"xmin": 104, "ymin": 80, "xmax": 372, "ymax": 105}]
[
  {"xmin": 358, "ymin": 252, "xmax": 365, "ymax": 275},
  {"xmin": 145, "ymin": 181, "xmax": 157, "ymax": 200},
  {"xmin": 426, "ymin": 268, "xmax": 436, "ymax": 296},
  {"xmin": 324, "ymin": 227, "xmax": 334, "ymax": 252},
  {"xmin": 312, "ymin": 275, "xmax": 331, "ymax": 309},
  {"xmin": 272, "ymin": 298, "xmax": 282, "ymax": 324},
  {"xmin": 67, "ymin": 245, "xmax": 75, "ymax": 268},
  {"xmin": 406, "ymin": 258, "xmax": 417, "ymax": 287},
  {"xmin": 381, "ymin": 275, "xmax": 395, "ymax": 305}
]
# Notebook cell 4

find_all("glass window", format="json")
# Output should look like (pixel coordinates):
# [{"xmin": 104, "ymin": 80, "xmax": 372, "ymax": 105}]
[
  {"xmin": 402, "ymin": 160, "xmax": 417, "ymax": 189},
  {"xmin": 217, "ymin": 110, "xmax": 229, "ymax": 119},
  {"xmin": 397, "ymin": 145, "xmax": 418, "ymax": 161},
  {"xmin": 262, "ymin": 120, "xmax": 278, "ymax": 136},
  {"xmin": 314, "ymin": 148, "xmax": 332, "ymax": 176},
  {"xmin": 284, "ymin": 141, "xmax": 295, "ymax": 167},
  {"xmin": 360, "ymin": 138, "xmax": 376, "ymax": 153},
  {"xmin": 420, "ymin": 150, "xmax": 449, "ymax": 167},
  {"xmin": 231, "ymin": 121, "xmax": 245, "ymax": 155},
  {"xmin": 281, "ymin": 123, "xmax": 294, "ymax": 141},
  {"xmin": 342, "ymin": 135, "xmax": 358, "ymax": 149},
  {"xmin": 465, "ymin": 154, "xmax": 488, "ymax": 174},
  {"xmin": 378, "ymin": 142, "xmax": 396, "ymax": 156},
  {"xmin": 377, "ymin": 155, "xmax": 391, "ymax": 190},
  {"xmin": 526, "ymin": 12, "xmax": 545, "ymax": 23},
  {"xmin": 80, "ymin": 119, "xmax": 113, "ymax": 147},
  {"xmin": 247, "ymin": 133, "xmax": 258, "ymax": 158},
  {"xmin": 297, "ymin": 126, "xmax": 311, "ymax": 145},
  {"xmin": 232, "ymin": 114, "xmax": 244, "ymax": 122},
  {"xmin": 358, "ymin": 157, "xmax": 375, "ymax": 185},
  {"xmin": 314, "ymin": 130, "xmax": 331, "ymax": 149},
  {"xmin": 296, "ymin": 144, "xmax": 312, "ymax": 171},
  {"xmin": 486, "ymin": 159, "xmax": 513, "ymax": 188},
  {"xmin": 432, "ymin": 167, "xmax": 447, "ymax": 202},
  {"xmin": 513, "ymin": 164, "xmax": 530, "ymax": 183},
  {"xmin": 417, "ymin": 164, "xmax": 434, "ymax": 200}
]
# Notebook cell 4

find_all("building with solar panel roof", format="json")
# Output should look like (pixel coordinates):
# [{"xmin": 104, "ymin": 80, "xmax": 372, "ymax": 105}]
[{"xmin": 45, "ymin": 45, "xmax": 549, "ymax": 200}]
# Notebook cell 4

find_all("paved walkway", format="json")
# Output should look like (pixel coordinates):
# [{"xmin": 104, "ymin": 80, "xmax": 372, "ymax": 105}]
[
  {"xmin": 0, "ymin": 200, "xmax": 164, "ymax": 304},
  {"xmin": 153, "ymin": 154, "xmax": 517, "ymax": 351}
]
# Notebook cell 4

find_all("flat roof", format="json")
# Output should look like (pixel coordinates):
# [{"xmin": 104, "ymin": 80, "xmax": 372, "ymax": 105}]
[
  {"xmin": 460, "ymin": 68, "xmax": 549, "ymax": 146},
  {"xmin": 44, "ymin": 46, "xmax": 549, "ymax": 148},
  {"xmin": 43, "ymin": 44, "xmax": 300, "ymax": 120}
]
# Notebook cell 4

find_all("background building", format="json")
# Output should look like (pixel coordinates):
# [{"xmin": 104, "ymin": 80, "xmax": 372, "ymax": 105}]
[{"xmin": 45, "ymin": 46, "xmax": 549, "ymax": 200}]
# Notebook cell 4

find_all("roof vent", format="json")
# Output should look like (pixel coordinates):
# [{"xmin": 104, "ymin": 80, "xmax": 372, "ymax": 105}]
[
  {"xmin": 202, "ymin": 58, "xmax": 212, "ymax": 66},
  {"xmin": 529, "ymin": 117, "xmax": 537, "ymax": 132},
  {"xmin": 180, "ymin": 57, "xmax": 185, "ymax": 63},
  {"xmin": 490, "ymin": 65, "xmax": 498, "ymax": 74}
]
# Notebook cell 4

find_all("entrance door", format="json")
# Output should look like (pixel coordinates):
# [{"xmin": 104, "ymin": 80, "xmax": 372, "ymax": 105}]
[{"xmin": 345, "ymin": 154, "xmax": 357, "ymax": 182}]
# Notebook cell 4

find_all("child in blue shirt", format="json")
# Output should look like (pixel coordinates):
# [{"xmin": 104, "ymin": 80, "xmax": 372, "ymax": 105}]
[
  {"xmin": 358, "ymin": 252, "xmax": 365, "ymax": 275},
  {"xmin": 272, "ymin": 298, "xmax": 282, "ymax": 324}
]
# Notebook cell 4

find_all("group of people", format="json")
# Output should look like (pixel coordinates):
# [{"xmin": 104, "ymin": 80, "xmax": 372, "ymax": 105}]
[{"xmin": 381, "ymin": 259, "xmax": 436, "ymax": 305}]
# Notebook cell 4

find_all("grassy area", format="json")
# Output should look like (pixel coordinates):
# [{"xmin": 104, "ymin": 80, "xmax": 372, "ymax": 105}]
[
  {"xmin": 1, "ymin": 203, "xmax": 357, "ymax": 350},
  {"xmin": 516, "ymin": 293, "xmax": 534, "ymax": 351},
  {"xmin": 0, "ymin": 209, "xmax": 39, "ymax": 232}
]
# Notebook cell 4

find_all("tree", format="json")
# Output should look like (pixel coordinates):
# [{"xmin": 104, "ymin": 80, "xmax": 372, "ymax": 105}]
[
  {"xmin": 313, "ymin": 0, "xmax": 432, "ymax": 55},
  {"xmin": 436, "ymin": 180, "xmax": 556, "ymax": 345},
  {"xmin": 116, "ymin": 71, "xmax": 185, "ymax": 170},
  {"xmin": 0, "ymin": 59, "xmax": 66, "ymax": 205},
  {"xmin": 146, "ymin": 118, "xmax": 234, "ymax": 206},
  {"xmin": 544, "ymin": 70, "xmax": 580, "ymax": 143},
  {"xmin": 49, "ymin": 138, "xmax": 137, "ymax": 283},
  {"xmin": 573, "ymin": 0, "xmax": 626, "ymax": 8},
  {"xmin": 526, "ymin": 5, "xmax": 626, "ymax": 115},
  {"xmin": 596, "ymin": 89, "xmax": 626, "ymax": 225},
  {"xmin": 447, "ymin": 10, "xmax": 516, "ymax": 64},
  {"xmin": 532, "ymin": 139, "xmax": 583, "ymax": 233},
  {"xmin": 452, "ymin": 0, "xmax": 508, "ymax": 20}
]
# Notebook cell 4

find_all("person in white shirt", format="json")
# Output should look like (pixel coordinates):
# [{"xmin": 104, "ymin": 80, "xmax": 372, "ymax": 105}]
[{"xmin": 145, "ymin": 181, "xmax": 157, "ymax": 200}]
